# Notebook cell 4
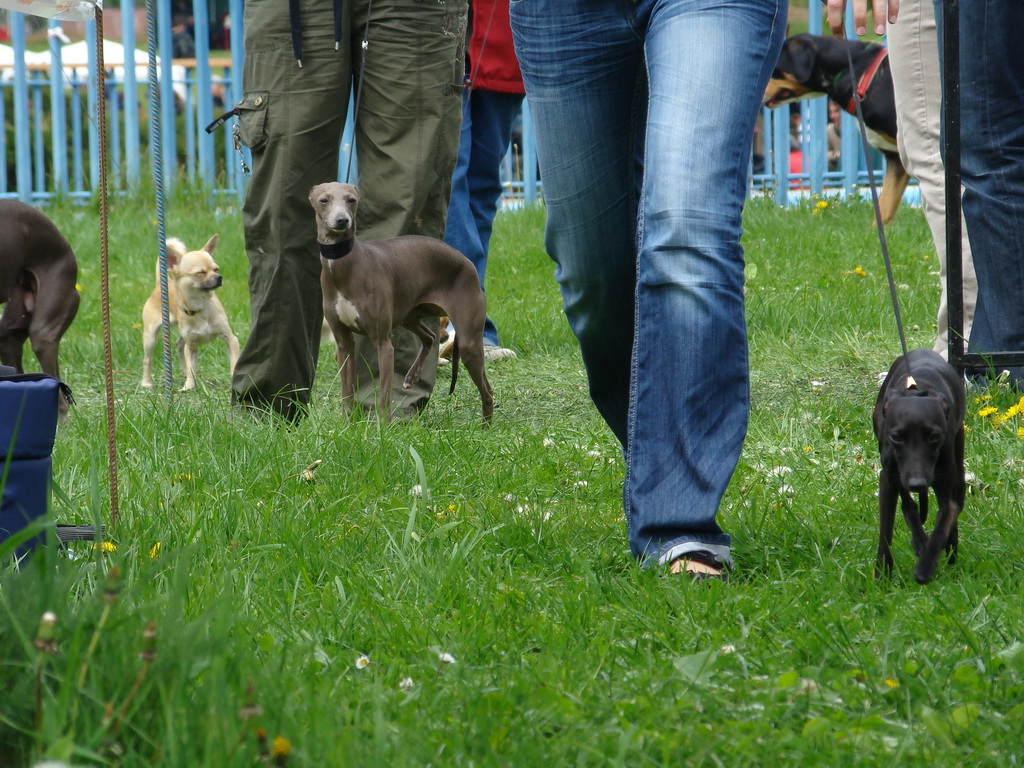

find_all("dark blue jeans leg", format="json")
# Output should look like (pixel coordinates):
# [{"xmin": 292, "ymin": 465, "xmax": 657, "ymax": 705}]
[
  {"xmin": 959, "ymin": 0, "xmax": 1024, "ymax": 382},
  {"xmin": 512, "ymin": 0, "xmax": 786, "ymax": 566},
  {"xmin": 444, "ymin": 89, "xmax": 524, "ymax": 346}
]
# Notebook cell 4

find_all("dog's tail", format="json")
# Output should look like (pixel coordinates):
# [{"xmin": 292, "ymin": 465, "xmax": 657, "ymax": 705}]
[{"xmin": 450, "ymin": 337, "xmax": 460, "ymax": 395}]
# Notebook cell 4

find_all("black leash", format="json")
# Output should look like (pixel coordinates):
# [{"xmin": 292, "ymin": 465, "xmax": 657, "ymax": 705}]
[
  {"xmin": 826, "ymin": 4, "xmax": 916, "ymax": 387},
  {"xmin": 842, "ymin": 43, "xmax": 910, "ymax": 366}
]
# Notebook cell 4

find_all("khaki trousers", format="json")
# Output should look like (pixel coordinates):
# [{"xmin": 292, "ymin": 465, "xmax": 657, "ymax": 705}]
[
  {"xmin": 232, "ymin": 0, "xmax": 467, "ymax": 419},
  {"xmin": 887, "ymin": 0, "xmax": 976, "ymax": 359}
]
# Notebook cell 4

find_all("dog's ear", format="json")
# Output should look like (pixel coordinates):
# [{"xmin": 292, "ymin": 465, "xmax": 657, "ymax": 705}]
[
  {"xmin": 165, "ymin": 239, "xmax": 183, "ymax": 270},
  {"xmin": 781, "ymin": 36, "xmax": 819, "ymax": 83},
  {"xmin": 202, "ymin": 234, "xmax": 219, "ymax": 254}
]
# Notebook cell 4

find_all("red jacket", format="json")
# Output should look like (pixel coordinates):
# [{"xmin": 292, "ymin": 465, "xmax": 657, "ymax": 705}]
[{"xmin": 466, "ymin": 0, "xmax": 525, "ymax": 95}]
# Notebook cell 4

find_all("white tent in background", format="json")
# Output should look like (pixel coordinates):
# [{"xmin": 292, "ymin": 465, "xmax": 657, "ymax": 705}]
[
  {"xmin": 0, "ymin": 43, "xmax": 51, "ymax": 79},
  {"xmin": 7, "ymin": 39, "xmax": 187, "ymax": 99},
  {"xmin": 58, "ymin": 39, "xmax": 152, "ymax": 69}
]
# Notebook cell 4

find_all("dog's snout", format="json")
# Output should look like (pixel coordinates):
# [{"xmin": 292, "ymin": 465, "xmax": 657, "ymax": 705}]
[
  {"xmin": 905, "ymin": 475, "xmax": 930, "ymax": 493},
  {"xmin": 330, "ymin": 215, "xmax": 352, "ymax": 231}
]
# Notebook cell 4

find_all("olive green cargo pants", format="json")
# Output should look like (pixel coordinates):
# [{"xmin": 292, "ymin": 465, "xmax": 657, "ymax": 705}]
[{"xmin": 231, "ymin": 0, "xmax": 468, "ymax": 421}]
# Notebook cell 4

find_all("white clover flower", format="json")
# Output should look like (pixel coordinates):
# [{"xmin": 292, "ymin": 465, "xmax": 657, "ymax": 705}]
[
  {"xmin": 767, "ymin": 466, "xmax": 792, "ymax": 478},
  {"xmin": 438, "ymin": 652, "xmax": 456, "ymax": 664},
  {"xmin": 542, "ymin": 438, "xmax": 556, "ymax": 448},
  {"xmin": 410, "ymin": 484, "xmax": 423, "ymax": 497},
  {"xmin": 719, "ymin": 644, "xmax": 736, "ymax": 654},
  {"xmin": 574, "ymin": 480, "xmax": 589, "ymax": 488},
  {"xmin": 778, "ymin": 484, "xmax": 795, "ymax": 496},
  {"xmin": 399, "ymin": 677, "xmax": 414, "ymax": 691}
]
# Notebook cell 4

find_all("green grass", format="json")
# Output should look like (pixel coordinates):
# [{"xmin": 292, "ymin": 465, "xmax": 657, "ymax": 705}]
[{"xmin": 2, "ymin": 188, "xmax": 1023, "ymax": 767}]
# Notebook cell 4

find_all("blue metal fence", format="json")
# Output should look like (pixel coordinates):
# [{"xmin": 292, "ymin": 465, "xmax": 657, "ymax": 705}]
[{"xmin": 1, "ymin": 0, "xmax": 898, "ymax": 209}]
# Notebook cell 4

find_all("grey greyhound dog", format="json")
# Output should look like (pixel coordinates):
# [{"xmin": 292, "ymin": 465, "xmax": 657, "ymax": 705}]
[
  {"xmin": 0, "ymin": 200, "xmax": 80, "ymax": 414},
  {"xmin": 873, "ymin": 347, "xmax": 966, "ymax": 584},
  {"xmin": 310, "ymin": 182, "xmax": 493, "ymax": 423}
]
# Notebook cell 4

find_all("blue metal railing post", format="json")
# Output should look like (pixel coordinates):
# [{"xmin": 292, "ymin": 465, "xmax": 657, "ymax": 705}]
[
  {"xmin": 123, "ymin": 0, "xmax": 142, "ymax": 187},
  {"xmin": 772, "ymin": 106, "xmax": 789, "ymax": 207},
  {"xmin": 157, "ymin": 0, "xmax": 176, "ymax": 193},
  {"xmin": 522, "ymin": 99, "xmax": 537, "ymax": 206},
  {"xmin": 229, "ymin": 0, "xmax": 247, "ymax": 202},
  {"xmin": 194, "ymin": 0, "xmax": 215, "ymax": 185},
  {"xmin": 48, "ymin": 20, "xmax": 69, "ymax": 196},
  {"xmin": 86, "ymin": 21, "xmax": 100, "ymax": 195},
  {"xmin": 32, "ymin": 73, "xmax": 45, "ymax": 197},
  {"xmin": 12, "ymin": 16, "xmax": 33, "ymax": 202}
]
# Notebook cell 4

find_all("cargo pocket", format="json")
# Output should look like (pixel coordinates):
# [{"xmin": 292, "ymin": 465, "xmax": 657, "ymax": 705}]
[{"xmin": 235, "ymin": 91, "xmax": 270, "ymax": 151}]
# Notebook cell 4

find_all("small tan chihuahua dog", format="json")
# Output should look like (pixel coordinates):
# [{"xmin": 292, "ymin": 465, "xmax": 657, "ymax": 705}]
[{"xmin": 141, "ymin": 235, "xmax": 240, "ymax": 391}]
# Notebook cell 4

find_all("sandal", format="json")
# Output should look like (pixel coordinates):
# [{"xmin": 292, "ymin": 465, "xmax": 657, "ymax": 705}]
[{"xmin": 668, "ymin": 550, "xmax": 729, "ymax": 582}]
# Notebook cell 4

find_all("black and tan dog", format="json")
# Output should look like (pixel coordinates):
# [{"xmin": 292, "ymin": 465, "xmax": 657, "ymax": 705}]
[
  {"xmin": 873, "ymin": 348, "xmax": 966, "ymax": 584},
  {"xmin": 764, "ymin": 33, "xmax": 909, "ymax": 224}
]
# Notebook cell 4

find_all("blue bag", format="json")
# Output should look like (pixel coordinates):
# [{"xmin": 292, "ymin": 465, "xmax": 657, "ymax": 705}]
[{"xmin": 0, "ymin": 371, "xmax": 70, "ymax": 560}]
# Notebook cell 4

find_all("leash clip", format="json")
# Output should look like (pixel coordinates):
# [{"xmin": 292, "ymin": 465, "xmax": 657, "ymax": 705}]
[
  {"xmin": 232, "ymin": 124, "xmax": 251, "ymax": 177},
  {"xmin": 205, "ymin": 106, "xmax": 250, "ymax": 176}
]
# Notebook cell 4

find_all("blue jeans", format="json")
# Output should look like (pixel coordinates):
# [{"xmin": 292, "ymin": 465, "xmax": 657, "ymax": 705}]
[
  {"xmin": 511, "ymin": 0, "xmax": 786, "ymax": 566},
  {"xmin": 958, "ymin": 0, "xmax": 1024, "ymax": 383},
  {"xmin": 444, "ymin": 88, "xmax": 525, "ymax": 347}
]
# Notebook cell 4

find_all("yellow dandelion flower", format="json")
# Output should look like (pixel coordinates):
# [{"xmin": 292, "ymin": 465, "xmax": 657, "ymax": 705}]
[
  {"xmin": 802, "ymin": 445, "xmax": 813, "ymax": 453},
  {"xmin": 978, "ymin": 406, "xmax": 998, "ymax": 417},
  {"xmin": 93, "ymin": 541, "xmax": 117, "ymax": 552},
  {"xmin": 884, "ymin": 677, "xmax": 900, "ymax": 688},
  {"xmin": 149, "ymin": 542, "xmax": 161, "ymax": 559},
  {"xmin": 854, "ymin": 266, "xmax": 867, "ymax": 277},
  {"xmin": 994, "ymin": 404, "xmax": 1021, "ymax": 425},
  {"xmin": 1018, "ymin": 425, "xmax": 1024, "ymax": 439},
  {"xmin": 815, "ymin": 200, "xmax": 828, "ymax": 209},
  {"xmin": 270, "ymin": 735, "xmax": 291, "ymax": 761},
  {"xmin": 75, "ymin": 283, "xmax": 82, "ymax": 292}
]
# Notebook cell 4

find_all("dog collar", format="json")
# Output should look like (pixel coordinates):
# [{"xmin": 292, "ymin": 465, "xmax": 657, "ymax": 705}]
[
  {"xmin": 319, "ymin": 239, "xmax": 354, "ymax": 260},
  {"xmin": 844, "ymin": 48, "xmax": 888, "ymax": 115}
]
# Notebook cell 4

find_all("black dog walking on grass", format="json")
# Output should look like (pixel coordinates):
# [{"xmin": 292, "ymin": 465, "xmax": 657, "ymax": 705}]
[{"xmin": 873, "ymin": 348, "xmax": 966, "ymax": 584}]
